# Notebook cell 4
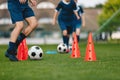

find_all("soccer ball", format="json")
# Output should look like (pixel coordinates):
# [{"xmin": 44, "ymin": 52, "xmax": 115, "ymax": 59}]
[
  {"xmin": 57, "ymin": 43, "xmax": 67, "ymax": 53},
  {"xmin": 28, "ymin": 46, "xmax": 43, "ymax": 60}
]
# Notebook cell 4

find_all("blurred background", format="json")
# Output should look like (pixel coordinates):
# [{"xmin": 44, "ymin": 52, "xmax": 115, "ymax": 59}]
[{"xmin": 0, "ymin": 0, "xmax": 120, "ymax": 44}]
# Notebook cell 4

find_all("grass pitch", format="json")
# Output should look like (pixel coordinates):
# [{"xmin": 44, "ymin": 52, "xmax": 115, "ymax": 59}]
[{"xmin": 0, "ymin": 43, "xmax": 120, "ymax": 80}]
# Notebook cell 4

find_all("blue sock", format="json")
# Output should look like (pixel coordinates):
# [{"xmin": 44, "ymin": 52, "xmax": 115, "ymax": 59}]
[
  {"xmin": 63, "ymin": 36, "xmax": 68, "ymax": 46},
  {"xmin": 7, "ymin": 42, "xmax": 16, "ymax": 55},
  {"xmin": 16, "ymin": 33, "xmax": 26, "ymax": 48},
  {"xmin": 66, "ymin": 36, "xmax": 69, "ymax": 48},
  {"xmin": 77, "ymin": 35, "xmax": 80, "ymax": 43}
]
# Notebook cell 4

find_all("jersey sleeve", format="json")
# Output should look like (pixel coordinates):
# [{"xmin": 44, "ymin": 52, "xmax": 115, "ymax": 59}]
[
  {"xmin": 79, "ymin": 6, "xmax": 84, "ymax": 14},
  {"xmin": 55, "ymin": 2, "xmax": 62, "ymax": 12},
  {"xmin": 72, "ymin": 1, "xmax": 77, "ymax": 11}
]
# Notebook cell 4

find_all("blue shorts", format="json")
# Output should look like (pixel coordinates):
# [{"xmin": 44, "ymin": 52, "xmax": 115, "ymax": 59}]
[
  {"xmin": 72, "ymin": 15, "xmax": 82, "ymax": 32},
  {"xmin": 75, "ymin": 19, "xmax": 82, "ymax": 29},
  {"xmin": 8, "ymin": 1, "xmax": 35, "ymax": 24},
  {"xmin": 58, "ymin": 15, "xmax": 75, "ymax": 34}
]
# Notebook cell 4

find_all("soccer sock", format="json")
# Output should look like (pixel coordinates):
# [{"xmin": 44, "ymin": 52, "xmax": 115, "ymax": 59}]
[
  {"xmin": 16, "ymin": 33, "xmax": 26, "ymax": 48},
  {"xmin": 7, "ymin": 42, "xmax": 16, "ymax": 55},
  {"xmin": 77, "ymin": 35, "xmax": 80, "ymax": 43},
  {"xmin": 66, "ymin": 36, "xmax": 69, "ymax": 48},
  {"xmin": 63, "ymin": 35, "xmax": 68, "ymax": 46}
]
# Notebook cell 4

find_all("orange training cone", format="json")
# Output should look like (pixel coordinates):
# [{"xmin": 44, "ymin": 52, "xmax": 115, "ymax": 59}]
[
  {"xmin": 71, "ymin": 33, "xmax": 81, "ymax": 58},
  {"xmin": 84, "ymin": 32, "xmax": 96, "ymax": 61},
  {"xmin": 17, "ymin": 39, "xmax": 28, "ymax": 61}
]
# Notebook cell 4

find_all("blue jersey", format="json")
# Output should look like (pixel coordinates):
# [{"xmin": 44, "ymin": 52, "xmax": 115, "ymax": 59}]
[
  {"xmin": 56, "ymin": 0, "xmax": 77, "ymax": 16},
  {"xmin": 55, "ymin": 0, "xmax": 77, "ymax": 32},
  {"xmin": 77, "ymin": 6, "xmax": 84, "ymax": 17},
  {"xmin": 56, "ymin": 0, "xmax": 77, "ymax": 23}
]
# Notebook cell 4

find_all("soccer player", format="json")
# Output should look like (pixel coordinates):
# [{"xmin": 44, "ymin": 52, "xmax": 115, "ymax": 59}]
[
  {"xmin": 5, "ymin": 0, "xmax": 38, "ymax": 61},
  {"xmin": 52, "ymin": 0, "xmax": 80, "ymax": 53},
  {"xmin": 74, "ymin": 0, "xmax": 85, "ymax": 42}
]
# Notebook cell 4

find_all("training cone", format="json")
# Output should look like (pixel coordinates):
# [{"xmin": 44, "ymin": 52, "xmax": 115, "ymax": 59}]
[
  {"xmin": 71, "ymin": 33, "xmax": 81, "ymax": 58},
  {"xmin": 17, "ymin": 39, "xmax": 28, "ymax": 61},
  {"xmin": 84, "ymin": 32, "xmax": 96, "ymax": 61}
]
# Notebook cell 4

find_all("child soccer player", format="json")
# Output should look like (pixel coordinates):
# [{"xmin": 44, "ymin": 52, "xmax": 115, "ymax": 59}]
[
  {"xmin": 74, "ymin": 0, "xmax": 85, "ymax": 42},
  {"xmin": 5, "ymin": 0, "xmax": 38, "ymax": 61},
  {"xmin": 52, "ymin": 0, "xmax": 80, "ymax": 53}
]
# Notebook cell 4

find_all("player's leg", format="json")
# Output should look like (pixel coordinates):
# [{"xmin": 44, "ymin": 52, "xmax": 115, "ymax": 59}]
[
  {"xmin": 16, "ymin": 6, "xmax": 38, "ymax": 48},
  {"xmin": 15, "ymin": 16, "xmax": 38, "ymax": 49},
  {"xmin": 62, "ymin": 30, "xmax": 71, "ymax": 53},
  {"xmin": 66, "ymin": 26, "xmax": 74, "ymax": 52},
  {"xmin": 7, "ymin": 16, "xmax": 38, "ymax": 61},
  {"xmin": 8, "ymin": 17, "xmax": 37, "ymax": 61},
  {"xmin": 58, "ymin": 20, "xmax": 68, "ymax": 46},
  {"xmin": 5, "ymin": 21, "xmax": 24, "ymax": 61},
  {"xmin": 10, "ymin": 22, "xmax": 24, "ymax": 43},
  {"xmin": 62, "ymin": 30, "xmax": 69, "ymax": 46},
  {"xmin": 76, "ymin": 28, "xmax": 80, "ymax": 42},
  {"xmin": 75, "ymin": 19, "xmax": 82, "ymax": 42},
  {"xmin": 23, "ymin": 16, "xmax": 38, "ymax": 36},
  {"xmin": 5, "ymin": 4, "xmax": 25, "ymax": 61},
  {"xmin": 58, "ymin": 17, "xmax": 70, "ymax": 52}
]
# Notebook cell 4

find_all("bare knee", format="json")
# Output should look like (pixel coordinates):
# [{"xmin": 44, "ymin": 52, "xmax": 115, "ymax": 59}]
[
  {"xmin": 76, "ymin": 28, "xmax": 80, "ymax": 35},
  {"xmin": 63, "ymin": 30, "xmax": 68, "ymax": 36},
  {"xmin": 15, "ymin": 21, "xmax": 24, "ymax": 30},
  {"xmin": 28, "ymin": 19, "xmax": 38, "ymax": 29},
  {"xmin": 31, "ymin": 20, "xmax": 38, "ymax": 28}
]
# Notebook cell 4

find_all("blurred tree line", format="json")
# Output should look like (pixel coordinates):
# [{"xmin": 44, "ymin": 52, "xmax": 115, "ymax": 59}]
[{"xmin": 98, "ymin": 0, "xmax": 120, "ymax": 32}]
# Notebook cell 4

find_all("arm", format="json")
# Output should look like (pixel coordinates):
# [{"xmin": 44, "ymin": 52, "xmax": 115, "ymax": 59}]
[
  {"xmin": 52, "ymin": 11, "xmax": 59, "ymax": 25},
  {"xmin": 74, "ymin": 10, "xmax": 80, "ymax": 20},
  {"xmin": 52, "ymin": 2, "xmax": 62, "ymax": 25},
  {"xmin": 73, "ymin": 1, "xmax": 80, "ymax": 20},
  {"xmin": 79, "ymin": 6, "xmax": 85, "ymax": 27},
  {"xmin": 81, "ymin": 14, "xmax": 85, "ymax": 27}
]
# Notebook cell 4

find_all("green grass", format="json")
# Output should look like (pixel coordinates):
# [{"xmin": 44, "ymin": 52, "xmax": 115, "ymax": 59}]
[{"xmin": 0, "ymin": 43, "xmax": 120, "ymax": 80}]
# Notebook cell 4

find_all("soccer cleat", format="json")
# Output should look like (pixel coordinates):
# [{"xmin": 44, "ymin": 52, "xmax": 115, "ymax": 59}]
[
  {"xmin": 5, "ymin": 51, "xmax": 18, "ymax": 61},
  {"xmin": 66, "ymin": 49, "xmax": 70, "ymax": 53},
  {"xmin": 5, "ymin": 52, "xmax": 9, "ymax": 57},
  {"xmin": 5, "ymin": 51, "xmax": 17, "ymax": 57}
]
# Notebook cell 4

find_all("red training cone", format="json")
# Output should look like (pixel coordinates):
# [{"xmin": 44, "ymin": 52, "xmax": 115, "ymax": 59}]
[
  {"xmin": 17, "ymin": 39, "xmax": 28, "ymax": 61},
  {"xmin": 71, "ymin": 33, "xmax": 81, "ymax": 58},
  {"xmin": 84, "ymin": 32, "xmax": 96, "ymax": 61}
]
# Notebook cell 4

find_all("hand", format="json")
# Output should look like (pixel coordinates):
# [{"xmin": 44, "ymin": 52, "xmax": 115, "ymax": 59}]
[
  {"xmin": 29, "ymin": 0, "xmax": 37, "ymax": 6},
  {"xmin": 77, "ymin": 16, "xmax": 80, "ymax": 20},
  {"xmin": 19, "ymin": 0, "xmax": 27, "ymax": 4}
]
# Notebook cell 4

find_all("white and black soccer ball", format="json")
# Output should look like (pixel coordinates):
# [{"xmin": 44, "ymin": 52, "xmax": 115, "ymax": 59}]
[
  {"xmin": 57, "ymin": 43, "xmax": 67, "ymax": 53},
  {"xmin": 28, "ymin": 46, "xmax": 43, "ymax": 60}
]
